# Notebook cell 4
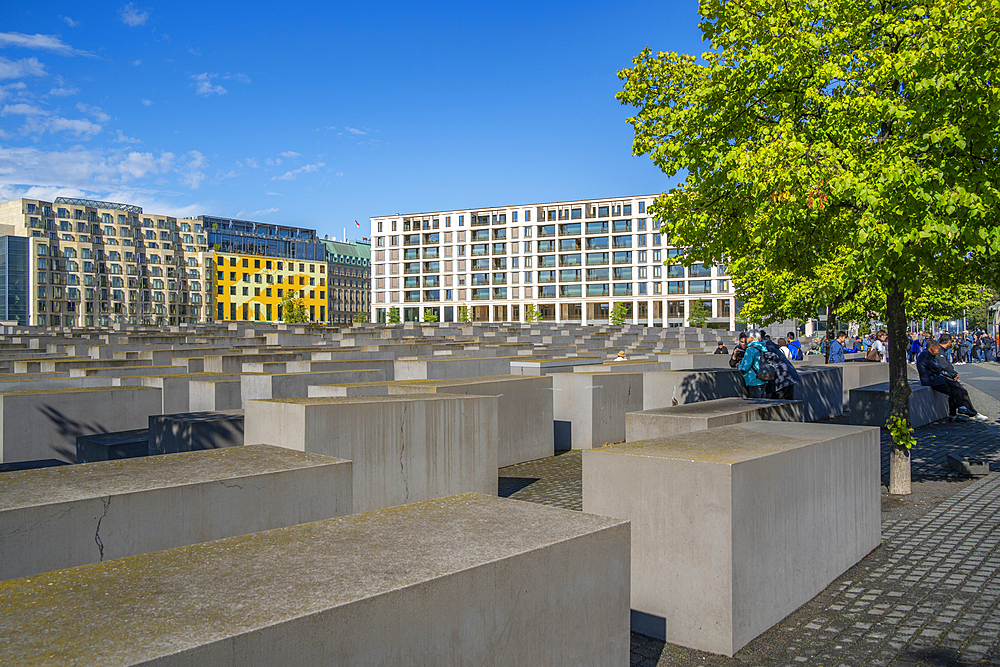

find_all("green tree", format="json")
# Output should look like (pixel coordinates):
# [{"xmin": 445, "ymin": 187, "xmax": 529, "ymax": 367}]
[
  {"xmin": 687, "ymin": 301, "xmax": 710, "ymax": 328},
  {"xmin": 458, "ymin": 305, "xmax": 473, "ymax": 324},
  {"xmin": 423, "ymin": 309, "xmax": 438, "ymax": 323},
  {"xmin": 609, "ymin": 302, "xmax": 630, "ymax": 326},
  {"xmin": 279, "ymin": 295, "xmax": 308, "ymax": 323},
  {"xmin": 966, "ymin": 289, "xmax": 999, "ymax": 331},
  {"xmin": 387, "ymin": 307, "xmax": 401, "ymax": 324},
  {"xmin": 618, "ymin": 0, "xmax": 1000, "ymax": 494},
  {"xmin": 524, "ymin": 304, "xmax": 542, "ymax": 323},
  {"xmin": 353, "ymin": 310, "xmax": 369, "ymax": 324}
]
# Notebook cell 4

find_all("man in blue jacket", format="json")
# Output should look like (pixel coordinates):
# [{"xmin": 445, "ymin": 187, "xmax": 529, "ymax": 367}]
[
  {"xmin": 828, "ymin": 331, "xmax": 847, "ymax": 363},
  {"xmin": 918, "ymin": 337, "xmax": 989, "ymax": 422}
]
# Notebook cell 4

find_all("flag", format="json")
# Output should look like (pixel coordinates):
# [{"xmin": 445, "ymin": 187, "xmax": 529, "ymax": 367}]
[{"xmin": 355, "ymin": 220, "xmax": 360, "ymax": 228}]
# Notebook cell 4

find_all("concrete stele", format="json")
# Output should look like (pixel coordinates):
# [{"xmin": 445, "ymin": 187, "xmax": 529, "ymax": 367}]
[
  {"xmin": 0, "ymin": 445, "xmax": 351, "ymax": 580},
  {"xmin": 0, "ymin": 494, "xmax": 630, "ymax": 667},
  {"xmin": 583, "ymin": 421, "xmax": 881, "ymax": 657}
]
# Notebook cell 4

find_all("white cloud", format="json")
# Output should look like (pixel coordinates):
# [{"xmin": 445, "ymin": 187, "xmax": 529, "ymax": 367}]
[
  {"xmin": 265, "ymin": 157, "xmax": 281, "ymax": 167},
  {"xmin": 336, "ymin": 171, "xmax": 344, "ymax": 177},
  {"xmin": 75, "ymin": 102, "xmax": 110, "ymax": 123},
  {"xmin": 62, "ymin": 17, "xmax": 80, "ymax": 28},
  {"xmin": 47, "ymin": 117, "xmax": 103, "ymax": 139},
  {"xmin": 119, "ymin": 3, "xmax": 150, "ymax": 27},
  {"xmin": 345, "ymin": 127, "xmax": 366, "ymax": 135},
  {"xmin": 133, "ymin": 59, "xmax": 142, "ymax": 66},
  {"xmin": 179, "ymin": 150, "xmax": 206, "ymax": 189},
  {"xmin": 223, "ymin": 72, "xmax": 251, "ymax": 83},
  {"xmin": 141, "ymin": 98, "xmax": 152, "ymax": 106},
  {"xmin": 272, "ymin": 162, "xmax": 325, "ymax": 181},
  {"xmin": 265, "ymin": 191, "xmax": 283, "ymax": 196},
  {"xmin": 0, "ymin": 32, "xmax": 95, "ymax": 57},
  {"xmin": 280, "ymin": 151, "xmax": 300, "ymax": 159},
  {"xmin": 236, "ymin": 207, "xmax": 279, "ymax": 218},
  {"xmin": 48, "ymin": 86, "xmax": 78, "ymax": 96},
  {"xmin": 245, "ymin": 157, "xmax": 259, "ymax": 168},
  {"xmin": 0, "ymin": 56, "xmax": 46, "ymax": 79},
  {"xmin": 113, "ymin": 129, "xmax": 142, "ymax": 143},
  {"xmin": 2, "ymin": 103, "xmax": 48, "ymax": 116},
  {"xmin": 0, "ymin": 146, "xmax": 175, "ymax": 191},
  {"xmin": 191, "ymin": 72, "xmax": 226, "ymax": 97}
]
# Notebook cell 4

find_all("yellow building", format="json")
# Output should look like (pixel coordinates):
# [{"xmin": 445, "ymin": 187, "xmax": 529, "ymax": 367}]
[{"xmin": 213, "ymin": 252, "xmax": 327, "ymax": 322}]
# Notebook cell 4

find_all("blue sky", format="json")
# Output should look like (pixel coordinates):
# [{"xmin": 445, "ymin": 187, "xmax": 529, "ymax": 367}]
[{"xmin": 0, "ymin": 1, "xmax": 703, "ymax": 239}]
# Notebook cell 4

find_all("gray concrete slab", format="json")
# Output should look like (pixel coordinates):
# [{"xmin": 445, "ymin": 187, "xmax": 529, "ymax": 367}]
[
  {"xmin": 850, "ymin": 380, "xmax": 949, "ymax": 427},
  {"xmin": 552, "ymin": 372, "xmax": 643, "ymax": 450},
  {"xmin": 0, "ymin": 386, "xmax": 163, "ymax": 463},
  {"xmin": 625, "ymin": 397, "xmax": 804, "ymax": 441},
  {"xmin": 0, "ymin": 494, "xmax": 628, "ymax": 667},
  {"xmin": 0, "ymin": 444, "xmax": 352, "ymax": 580},
  {"xmin": 148, "ymin": 410, "xmax": 245, "ymax": 455},
  {"xmin": 583, "ymin": 421, "xmax": 880, "ymax": 657},
  {"xmin": 245, "ymin": 394, "xmax": 499, "ymax": 512}
]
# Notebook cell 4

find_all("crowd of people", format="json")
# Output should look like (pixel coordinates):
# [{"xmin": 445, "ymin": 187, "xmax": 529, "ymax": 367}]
[{"xmin": 719, "ymin": 327, "xmax": 998, "ymax": 423}]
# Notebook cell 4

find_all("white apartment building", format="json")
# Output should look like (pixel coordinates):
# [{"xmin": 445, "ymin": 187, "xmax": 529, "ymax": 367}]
[{"xmin": 370, "ymin": 196, "xmax": 738, "ymax": 328}]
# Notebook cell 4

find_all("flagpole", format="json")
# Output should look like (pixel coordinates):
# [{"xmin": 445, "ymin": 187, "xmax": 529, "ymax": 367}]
[{"xmin": 344, "ymin": 227, "xmax": 347, "ymax": 243}]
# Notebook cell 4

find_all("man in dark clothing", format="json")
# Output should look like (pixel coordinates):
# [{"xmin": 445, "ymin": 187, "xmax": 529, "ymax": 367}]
[
  {"xmin": 714, "ymin": 341, "xmax": 728, "ymax": 355},
  {"xmin": 920, "ymin": 337, "xmax": 988, "ymax": 422},
  {"xmin": 729, "ymin": 332, "xmax": 748, "ymax": 369}
]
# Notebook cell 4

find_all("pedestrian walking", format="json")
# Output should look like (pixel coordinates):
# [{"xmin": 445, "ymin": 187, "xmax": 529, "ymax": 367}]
[{"xmin": 828, "ymin": 331, "xmax": 848, "ymax": 363}]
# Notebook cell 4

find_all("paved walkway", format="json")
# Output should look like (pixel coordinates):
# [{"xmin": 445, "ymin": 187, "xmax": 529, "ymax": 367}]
[{"xmin": 499, "ymin": 384, "xmax": 1000, "ymax": 666}]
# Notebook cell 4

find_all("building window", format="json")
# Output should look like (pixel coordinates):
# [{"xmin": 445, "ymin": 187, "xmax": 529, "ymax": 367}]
[{"xmin": 378, "ymin": 222, "xmax": 383, "ymax": 232}]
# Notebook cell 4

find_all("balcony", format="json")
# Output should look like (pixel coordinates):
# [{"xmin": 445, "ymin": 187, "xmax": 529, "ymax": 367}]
[
  {"xmin": 471, "ymin": 244, "xmax": 488, "ymax": 257},
  {"xmin": 537, "ymin": 225, "xmax": 556, "ymax": 238}
]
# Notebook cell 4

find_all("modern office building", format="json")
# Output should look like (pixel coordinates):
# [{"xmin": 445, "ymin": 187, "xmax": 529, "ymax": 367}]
[
  {"xmin": 320, "ymin": 237, "xmax": 371, "ymax": 323},
  {"xmin": 0, "ymin": 197, "xmax": 213, "ymax": 326},
  {"xmin": 369, "ymin": 196, "xmax": 738, "ymax": 328},
  {"xmin": 204, "ymin": 216, "xmax": 328, "ymax": 323}
]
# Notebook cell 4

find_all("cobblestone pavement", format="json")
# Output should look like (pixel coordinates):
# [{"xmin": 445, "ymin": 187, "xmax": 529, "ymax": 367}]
[{"xmin": 499, "ymin": 410, "xmax": 1000, "ymax": 666}]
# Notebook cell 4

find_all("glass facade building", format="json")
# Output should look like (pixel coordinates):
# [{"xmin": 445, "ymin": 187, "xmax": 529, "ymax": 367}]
[{"xmin": 0, "ymin": 236, "xmax": 28, "ymax": 324}]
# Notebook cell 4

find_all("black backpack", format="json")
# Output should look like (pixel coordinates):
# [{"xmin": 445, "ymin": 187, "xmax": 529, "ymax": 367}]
[{"xmin": 755, "ymin": 348, "xmax": 778, "ymax": 382}]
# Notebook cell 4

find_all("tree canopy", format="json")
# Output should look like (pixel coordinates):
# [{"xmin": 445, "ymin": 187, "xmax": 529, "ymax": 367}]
[
  {"xmin": 279, "ymin": 295, "xmax": 308, "ymax": 323},
  {"xmin": 618, "ymin": 0, "xmax": 1000, "ymax": 493}
]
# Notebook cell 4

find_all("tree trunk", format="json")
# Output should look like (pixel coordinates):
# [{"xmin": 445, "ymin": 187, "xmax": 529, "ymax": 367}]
[{"xmin": 886, "ymin": 286, "xmax": 912, "ymax": 495}]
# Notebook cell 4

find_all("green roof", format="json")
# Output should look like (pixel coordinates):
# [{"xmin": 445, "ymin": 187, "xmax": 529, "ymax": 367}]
[{"xmin": 321, "ymin": 239, "xmax": 371, "ymax": 266}]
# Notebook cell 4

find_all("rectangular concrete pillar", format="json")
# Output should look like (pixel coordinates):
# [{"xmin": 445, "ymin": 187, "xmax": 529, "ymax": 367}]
[
  {"xmin": 245, "ymin": 394, "xmax": 499, "ymax": 512},
  {"xmin": 552, "ymin": 372, "xmax": 643, "ymax": 449},
  {"xmin": 0, "ymin": 445, "xmax": 351, "ymax": 580},
  {"xmin": 0, "ymin": 494, "xmax": 629, "ymax": 666},
  {"xmin": 0, "ymin": 386, "xmax": 163, "ymax": 463},
  {"xmin": 583, "ymin": 421, "xmax": 880, "ymax": 657}
]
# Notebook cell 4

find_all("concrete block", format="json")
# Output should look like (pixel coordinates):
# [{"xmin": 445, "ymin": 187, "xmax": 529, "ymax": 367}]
[
  {"xmin": 0, "ymin": 386, "xmax": 163, "ymax": 464},
  {"xmin": 947, "ymin": 454, "xmax": 990, "ymax": 478},
  {"xmin": 583, "ymin": 421, "xmax": 880, "ymax": 657},
  {"xmin": 388, "ymin": 374, "xmax": 554, "ymax": 466},
  {"xmin": 839, "ymin": 362, "xmax": 889, "ymax": 409},
  {"xmin": 245, "ymin": 394, "xmax": 498, "ymax": 513},
  {"xmin": 795, "ymin": 366, "xmax": 844, "ymax": 421},
  {"xmin": 0, "ymin": 445, "xmax": 352, "ymax": 580},
  {"xmin": 625, "ymin": 398, "xmax": 804, "ymax": 441},
  {"xmin": 510, "ymin": 357, "xmax": 603, "ymax": 375},
  {"xmin": 394, "ymin": 355, "xmax": 513, "ymax": 380},
  {"xmin": 0, "ymin": 494, "xmax": 629, "ymax": 666},
  {"xmin": 308, "ymin": 382, "xmax": 391, "ymax": 397},
  {"xmin": 148, "ymin": 410, "xmax": 245, "ymax": 455},
  {"xmin": 188, "ymin": 378, "xmax": 242, "ymax": 411},
  {"xmin": 76, "ymin": 428, "xmax": 148, "ymax": 463},
  {"xmin": 552, "ymin": 372, "xmax": 643, "ymax": 450},
  {"xmin": 641, "ymin": 369, "xmax": 745, "ymax": 410},
  {"xmin": 849, "ymin": 381, "xmax": 949, "ymax": 428},
  {"xmin": 240, "ymin": 369, "xmax": 387, "ymax": 406}
]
